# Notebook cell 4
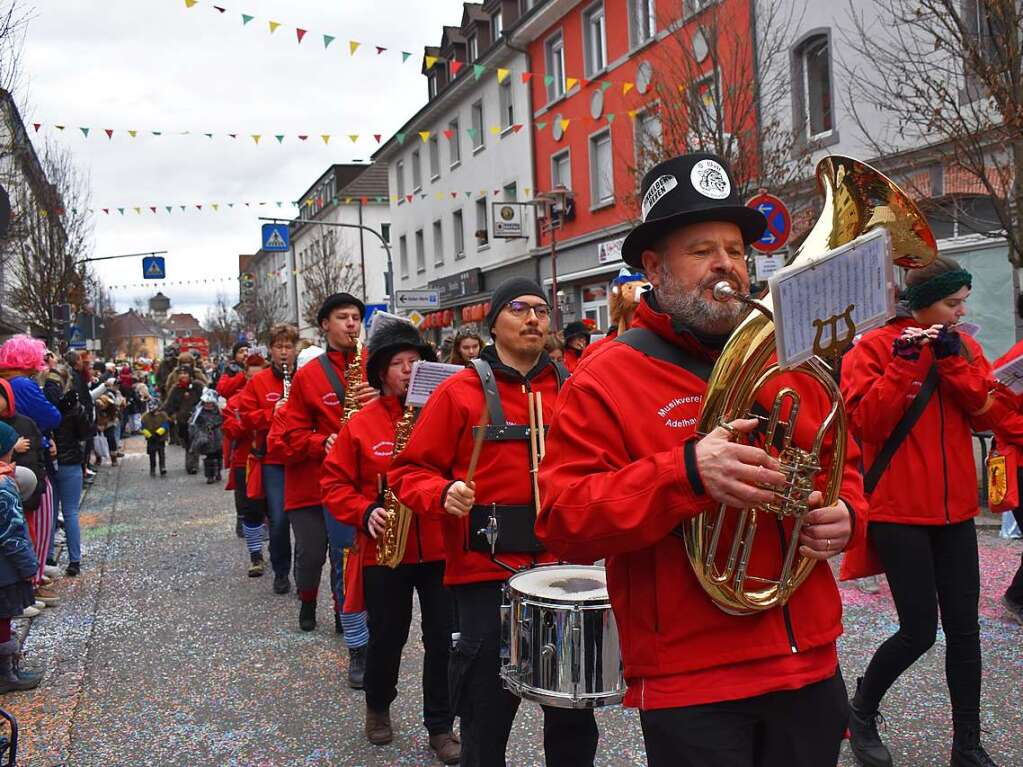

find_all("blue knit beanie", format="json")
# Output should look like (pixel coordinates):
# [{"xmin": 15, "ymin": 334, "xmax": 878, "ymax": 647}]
[{"xmin": 0, "ymin": 421, "xmax": 18, "ymax": 457}]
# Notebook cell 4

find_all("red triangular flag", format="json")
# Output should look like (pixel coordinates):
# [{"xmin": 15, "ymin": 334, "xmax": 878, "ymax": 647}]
[
  {"xmin": 443, "ymin": 129, "xmax": 454, "ymax": 140},
  {"xmin": 150, "ymin": 206, "xmax": 157, "ymax": 213},
  {"xmin": 360, "ymin": 196, "xmax": 368, "ymax": 204},
  {"xmin": 296, "ymin": 28, "xmax": 307, "ymax": 43},
  {"xmin": 102, "ymin": 208, "xmax": 109, "ymax": 215},
  {"xmin": 406, "ymin": 194, "xmax": 413, "ymax": 203},
  {"xmin": 451, "ymin": 60, "xmax": 463, "ymax": 76},
  {"xmin": 32, "ymin": 123, "xmax": 40, "ymax": 132},
  {"xmin": 512, "ymin": 124, "xmax": 523, "ymax": 133},
  {"xmin": 373, "ymin": 134, "xmax": 382, "ymax": 143},
  {"xmin": 521, "ymin": 72, "xmax": 534, "ymax": 83},
  {"xmin": 104, "ymin": 129, "xmax": 113, "ymax": 139},
  {"xmin": 213, "ymin": 5, "xmax": 226, "ymax": 11},
  {"xmin": 298, "ymin": 135, "xmax": 308, "ymax": 141},
  {"xmin": 376, "ymin": 46, "xmax": 386, "ymax": 55}
]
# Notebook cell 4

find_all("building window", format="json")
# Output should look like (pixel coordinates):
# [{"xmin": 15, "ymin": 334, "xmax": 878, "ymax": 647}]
[
  {"xmin": 468, "ymin": 34, "xmax": 478, "ymax": 61},
  {"xmin": 798, "ymin": 34, "xmax": 833, "ymax": 138},
  {"xmin": 635, "ymin": 109, "xmax": 662, "ymax": 176},
  {"xmin": 433, "ymin": 220, "xmax": 444, "ymax": 266},
  {"xmin": 475, "ymin": 197, "xmax": 489, "ymax": 247},
  {"xmin": 492, "ymin": 11, "xmax": 503, "ymax": 39},
  {"xmin": 499, "ymin": 80, "xmax": 514, "ymax": 129},
  {"xmin": 551, "ymin": 149, "xmax": 572, "ymax": 190},
  {"xmin": 629, "ymin": 0, "xmax": 656, "ymax": 47},
  {"xmin": 412, "ymin": 149, "xmax": 423, "ymax": 191},
  {"xmin": 545, "ymin": 32, "xmax": 566, "ymax": 102},
  {"xmin": 684, "ymin": 0, "xmax": 715, "ymax": 15},
  {"xmin": 453, "ymin": 209, "xmax": 465, "ymax": 259},
  {"xmin": 449, "ymin": 118, "xmax": 461, "ymax": 166},
  {"xmin": 471, "ymin": 100, "xmax": 485, "ymax": 150},
  {"xmin": 399, "ymin": 235, "xmax": 409, "ymax": 278},
  {"xmin": 589, "ymin": 129, "xmax": 614, "ymax": 206},
  {"xmin": 503, "ymin": 182, "xmax": 518, "ymax": 201},
  {"xmin": 415, "ymin": 229, "xmax": 425, "ymax": 273},
  {"xmin": 380, "ymin": 223, "xmax": 391, "ymax": 244},
  {"xmin": 396, "ymin": 160, "xmax": 406, "ymax": 198},
  {"xmin": 583, "ymin": 3, "xmax": 607, "ymax": 77},
  {"xmin": 429, "ymin": 135, "xmax": 441, "ymax": 180},
  {"xmin": 428, "ymin": 73, "xmax": 438, "ymax": 99},
  {"xmin": 688, "ymin": 70, "xmax": 720, "ymax": 137}
]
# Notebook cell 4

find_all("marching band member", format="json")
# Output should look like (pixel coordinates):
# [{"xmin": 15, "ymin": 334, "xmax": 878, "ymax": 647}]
[
  {"xmin": 536, "ymin": 153, "xmax": 866, "ymax": 767},
  {"xmin": 217, "ymin": 341, "xmax": 250, "ymax": 538},
  {"xmin": 236, "ymin": 325, "xmax": 297, "ymax": 595},
  {"xmin": 388, "ymin": 276, "xmax": 598, "ymax": 767},
  {"xmin": 841, "ymin": 257, "xmax": 1002, "ymax": 767},
  {"xmin": 560, "ymin": 320, "xmax": 592, "ymax": 373},
  {"xmin": 278, "ymin": 293, "xmax": 375, "ymax": 687},
  {"xmin": 321, "ymin": 319, "xmax": 459, "ymax": 764},
  {"xmin": 990, "ymin": 338, "xmax": 1023, "ymax": 627}
]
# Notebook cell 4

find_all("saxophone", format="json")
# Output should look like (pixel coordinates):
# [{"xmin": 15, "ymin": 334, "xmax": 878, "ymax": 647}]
[
  {"xmin": 377, "ymin": 404, "xmax": 416, "ymax": 568},
  {"xmin": 342, "ymin": 337, "xmax": 364, "ymax": 424}
]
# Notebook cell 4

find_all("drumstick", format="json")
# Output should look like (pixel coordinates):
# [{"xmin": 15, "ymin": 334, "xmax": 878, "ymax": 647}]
[
  {"xmin": 534, "ymin": 391, "xmax": 546, "ymax": 461},
  {"xmin": 465, "ymin": 406, "xmax": 490, "ymax": 485}
]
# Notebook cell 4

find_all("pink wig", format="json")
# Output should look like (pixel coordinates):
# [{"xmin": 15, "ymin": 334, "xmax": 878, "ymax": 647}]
[{"xmin": 0, "ymin": 335, "xmax": 48, "ymax": 372}]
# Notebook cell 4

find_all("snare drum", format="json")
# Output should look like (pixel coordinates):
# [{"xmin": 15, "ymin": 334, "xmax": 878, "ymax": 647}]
[{"xmin": 500, "ymin": 564, "xmax": 624, "ymax": 709}]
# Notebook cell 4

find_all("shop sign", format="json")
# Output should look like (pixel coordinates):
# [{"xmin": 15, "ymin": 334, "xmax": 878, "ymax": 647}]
[
  {"xmin": 429, "ymin": 267, "xmax": 483, "ymax": 303},
  {"xmin": 597, "ymin": 236, "xmax": 626, "ymax": 265}
]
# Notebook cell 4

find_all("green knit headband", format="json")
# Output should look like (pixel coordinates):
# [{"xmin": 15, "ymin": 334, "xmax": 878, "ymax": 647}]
[{"xmin": 905, "ymin": 269, "xmax": 972, "ymax": 310}]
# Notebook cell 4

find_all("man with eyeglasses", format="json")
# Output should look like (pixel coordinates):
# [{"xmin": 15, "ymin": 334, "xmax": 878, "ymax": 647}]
[{"xmin": 389, "ymin": 277, "xmax": 598, "ymax": 767}]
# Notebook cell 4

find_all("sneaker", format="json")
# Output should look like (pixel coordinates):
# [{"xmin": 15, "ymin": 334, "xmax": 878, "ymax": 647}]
[
  {"xmin": 19, "ymin": 605, "xmax": 40, "ymax": 619},
  {"xmin": 32, "ymin": 600, "xmax": 45, "ymax": 610},
  {"xmin": 299, "ymin": 601, "xmax": 316, "ymax": 632},
  {"xmin": 160, "ymin": 469, "xmax": 167, "ymax": 477},
  {"xmin": 39, "ymin": 575, "xmax": 53, "ymax": 587},
  {"xmin": 205, "ymin": 476, "xmax": 216, "ymax": 484},
  {"xmin": 856, "ymin": 575, "xmax": 882, "ymax": 594},
  {"xmin": 43, "ymin": 565, "xmax": 60, "ymax": 579},
  {"xmin": 34, "ymin": 587, "xmax": 59, "ymax": 607},
  {"xmin": 65, "ymin": 562, "xmax": 81, "ymax": 577},
  {"xmin": 348, "ymin": 646, "xmax": 366, "ymax": 689},
  {"xmin": 429, "ymin": 732, "xmax": 461, "ymax": 765},
  {"xmin": 248, "ymin": 553, "xmax": 265, "ymax": 578},
  {"xmin": 273, "ymin": 574, "xmax": 291, "ymax": 595},
  {"xmin": 1003, "ymin": 594, "xmax": 1023, "ymax": 626}
]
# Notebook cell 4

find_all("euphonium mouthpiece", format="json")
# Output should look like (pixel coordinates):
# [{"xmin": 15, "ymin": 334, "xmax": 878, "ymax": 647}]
[{"xmin": 713, "ymin": 281, "xmax": 738, "ymax": 302}]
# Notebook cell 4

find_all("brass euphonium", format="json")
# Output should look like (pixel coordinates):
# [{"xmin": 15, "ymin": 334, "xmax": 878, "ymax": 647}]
[
  {"xmin": 377, "ymin": 405, "xmax": 417, "ymax": 568},
  {"xmin": 342, "ymin": 337, "xmax": 364, "ymax": 424},
  {"xmin": 685, "ymin": 156, "xmax": 937, "ymax": 615}
]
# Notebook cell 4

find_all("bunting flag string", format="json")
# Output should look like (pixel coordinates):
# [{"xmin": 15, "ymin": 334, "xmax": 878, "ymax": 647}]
[{"xmin": 174, "ymin": 0, "xmax": 645, "ymax": 94}]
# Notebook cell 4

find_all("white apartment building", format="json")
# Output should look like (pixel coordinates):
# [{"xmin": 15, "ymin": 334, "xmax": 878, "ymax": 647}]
[
  {"xmin": 291, "ymin": 163, "xmax": 391, "ymax": 339},
  {"xmin": 373, "ymin": 1, "xmax": 542, "ymax": 338}
]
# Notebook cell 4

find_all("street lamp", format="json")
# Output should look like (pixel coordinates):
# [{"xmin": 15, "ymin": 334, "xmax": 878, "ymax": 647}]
[{"xmin": 532, "ymin": 185, "xmax": 573, "ymax": 331}]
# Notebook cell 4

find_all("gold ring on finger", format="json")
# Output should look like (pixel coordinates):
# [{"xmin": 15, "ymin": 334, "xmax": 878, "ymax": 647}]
[{"xmin": 826, "ymin": 538, "xmax": 831, "ymax": 551}]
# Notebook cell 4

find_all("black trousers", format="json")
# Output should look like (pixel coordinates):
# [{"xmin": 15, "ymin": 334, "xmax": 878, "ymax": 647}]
[
  {"xmin": 233, "ymin": 467, "xmax": 266, "ymax": 526},
  {"xmin": 363, "ymin": 560, "xmax": 453, "ymax": 735},
  {"xmin": 147, "ymin": 444, "xmax": 166, "ymax": 472},
  {"xmin": 639, "ymin": 671, "xmax": 848, "ymax": 767},
  {"xmin": 202, "ymin": 452, "xmax": 222, "ymax": 479},
  {"xmin": 858, "ymin": 519, "xmax": 981, "ymax": 720},
  {"xmin": 1006, "ymin": 507, "xmax": 1023, "ymax": 604},
  {"xmin": 450, "ymin": 581, "xmax": 598, "ymax": 767}
]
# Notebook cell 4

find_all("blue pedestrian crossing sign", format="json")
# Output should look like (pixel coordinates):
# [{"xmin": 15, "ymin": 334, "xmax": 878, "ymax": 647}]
[
  {"xmin": 68, "ymin": 325, "xmax": 86, "ymax": 349},
  {"xmin": 142, "ymin": 255, "xmax": 166, "ymax": 279},
  {"xmin": 262, "ymin": 223, "xmax": 290, "ymax": 252}
]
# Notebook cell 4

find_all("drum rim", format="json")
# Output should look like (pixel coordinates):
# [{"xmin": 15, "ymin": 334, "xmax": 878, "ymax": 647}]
[
  {"xmin": 506, "ymin": 564, "xmax": 609, "ymax": 606},
  {"xmin": 501, "ymin": 669, "xmax": 625, "ymax": 708}
]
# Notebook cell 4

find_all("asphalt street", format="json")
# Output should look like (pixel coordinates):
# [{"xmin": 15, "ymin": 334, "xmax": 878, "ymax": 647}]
[{"xmin": 3, "ymin": 435, "xmax": 1021, "ymax": 766}]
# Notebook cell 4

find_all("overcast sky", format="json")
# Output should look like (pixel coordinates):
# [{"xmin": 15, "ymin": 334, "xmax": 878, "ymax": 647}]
[{"xmin": 21, "ymin": 0, "xmax": 466, "ymax": 320}]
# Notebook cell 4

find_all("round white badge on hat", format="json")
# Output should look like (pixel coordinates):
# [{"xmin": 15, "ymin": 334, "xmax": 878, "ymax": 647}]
[{"xmin": 690, "ymin": 159, "xmax": 731, "ymax": 200}]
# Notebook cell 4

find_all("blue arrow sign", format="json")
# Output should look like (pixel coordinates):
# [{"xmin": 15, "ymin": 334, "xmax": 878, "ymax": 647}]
[
  {"xmin": 142, "ymin": 255, "xmax": 166, "ymax": 279},
  {"xmin": 363, "ymin": 303, "xmax": 388, "ymax": 329},
  {"xmin": 262, "ymin": 223, "xmax": 290, "ymax": 252}
]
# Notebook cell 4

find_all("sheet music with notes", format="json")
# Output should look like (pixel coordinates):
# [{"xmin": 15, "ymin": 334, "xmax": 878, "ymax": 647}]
[
  {"xmin": 769, "ymin": 228, "xmax": 895, "ymax": 368},
  {"xmin": 994, "ymin": 355, "xmax": 1023, "ymax": 395},
  {"xmin": 406, "ymin": 361, "xmax": 465, "ymax": 407}
]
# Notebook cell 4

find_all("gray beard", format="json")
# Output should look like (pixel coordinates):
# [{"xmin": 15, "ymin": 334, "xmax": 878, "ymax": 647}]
[{"xmin": 656, "ymin": 264, "xmax": 746, "ymax": 336}]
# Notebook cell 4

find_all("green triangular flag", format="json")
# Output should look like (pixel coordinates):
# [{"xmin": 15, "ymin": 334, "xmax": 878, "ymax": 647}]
[
  {"xmin": 241, "ymin": 14, "xmax": 253, "ymax": 25},
  {"xmin": 401, "ymin": 51, "xmax": 412, "ymax": 62},
  {"xmin": 544, "ymin": 74, "xmax": 554, "ymax": 87},
  {"xmin": 466, "ymin": 127, "xmax": 477, "ymax": 138},
  {"xmin": 537, "ymin": 121, "xmax": 547, "ymax": 131},
  {"xmin": 275, "ymin": 135, "xmax": 284, "ymax": 143},
  {"xmin": 117, "ymin": 208, "xmax": 125, "ymax": 215},
  {"xmin": 473, "ymin": 64, "xmax": 486, "ymax": 80},
  {"xmin": 465, "ymin": 191, "xmax": 472, "ymax": 199},
  {"xmin": 79, "ymin": 127, "xmax": 90, "ymax": 137},
  {"xmin": 276, "ymin": 201, "xmax": 283, "ymax": 207},
  {"xmin": 323, "ymin": 34, "xmax": 335, "ymax": 48},
  {"xmin": 601, "ymin": 80, "xmax": 612, "ymax": 92},
  {"xmin": 606, "ymin": 113, "xmax": 616, "ymax": 123},
  {"xmin": 396, "ymin": 132, "xmax": 406, "ymax": 144},
  {"xmin": 165, "ymin": 206, "xmax": 172, "ymax": 213}
]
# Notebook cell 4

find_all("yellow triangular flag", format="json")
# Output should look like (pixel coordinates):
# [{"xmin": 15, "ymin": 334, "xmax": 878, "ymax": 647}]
[
  {"xmin": 418, "ymin": 131, "xmax": 430, "ymax": 142},
  {"xmin": 435, "ymin": 192, "xmax": 444, "ymax": 200},
  {"xmin": 184, "ymin": 0, "xmax": 198, "ymax": 8},
  {"xmin": 627, "ymin": 109, "xmax": 638, "ymax": 119},
  {"xmin": 134, "ymin": 207, "xmax": 141, "ymax": 215},
  {"xmin": 496, "ymin": 68, "xmax": 509, "ymax": 83},
  {"xmin": 524, "ymin": 187, "xmax": 531, "ymax": 197},
  {"xmin": 559, "ymin": 118, "xmax": 571, "ymax": 132},
  {"xmin": 490, "ymin": 126, "xmax": 500, "ymax": 135},
  {"xmin": 251, "ymin": 134, "xmax": 261, "ymax": 144},
  {"xmin": 623, "ymin": 82, "xmax": 634, "ymax": 94},
  {"xmin": 127, "ymin": 130, "xmax": 137, "ymax": 138},
  {"xmin": 566, "ymin": 77, "xmax": 578, "ymax": 91},
  {"xmin": 425, "ymin": 55, "xmax": 437, "ymax": 70},
  {"xmin": 349, "ymin": 40, "xmax": 360, "ymax": 55},
  {"xmin": 212, "ymin": 203, "xmax": 219, "ymax": 211},
  {"xmin": 268, "ymin": 21, "xmax": 281, "ymax": 34},
  {"xmin": 321, "ymin": 134, "xmax": 331, "ymax": 144},
  {"xmin": 349, "ymin": 134, "xmax": 359, "ymax": 143}
]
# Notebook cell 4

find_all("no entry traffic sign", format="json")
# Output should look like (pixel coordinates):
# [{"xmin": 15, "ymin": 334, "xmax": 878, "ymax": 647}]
[{"xmin": 747, "ymin": 193, "xmax": 791, "ymax": 253}]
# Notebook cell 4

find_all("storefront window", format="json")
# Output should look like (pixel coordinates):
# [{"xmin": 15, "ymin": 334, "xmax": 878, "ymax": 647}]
[
  {"xmin": 949, "ymin": 243, "xmax": 1015, "ymax": 360},
  {"xmin": 581, "ymin": 282, "xmax": 610, "ymax": 330}
]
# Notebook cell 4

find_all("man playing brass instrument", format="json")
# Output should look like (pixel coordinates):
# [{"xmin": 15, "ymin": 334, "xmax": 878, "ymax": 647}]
[
  {"xmin": 321, "ymin": 318, "xmax": 458, "ymax": 764},
  {"xmin": 537, "ymin": 153, "xmax": 868, "ymax": 767}
]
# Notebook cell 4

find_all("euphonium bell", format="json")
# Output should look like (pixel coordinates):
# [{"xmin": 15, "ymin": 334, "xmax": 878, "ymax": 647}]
[{"xmin": 684, "ymin": 156, "xmax": 937, "ymax": 616}]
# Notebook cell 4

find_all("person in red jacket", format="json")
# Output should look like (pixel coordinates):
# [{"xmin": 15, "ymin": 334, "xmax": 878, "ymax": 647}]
[
  {"xmin": 278, "ymin": 293, "xmax": 376, "ymax": 686},
  {"xmin": 537, "ymin": 153, "xmax": 865, "ymax": 767},
  {"xmin": 560, "ymin": 320, "xmax": 591, "ymax": 373},
  {"xmin": 389, "ymin": 276, "xmax": 597, "ymax": 767},
  {"xmin": 321, "ymin": 318, "xmax": 459, "ymax": 764},
  {"xmin": 224, "ymin": 353, "xmax": 267, "ymax": 576},
  {"xmin": 991, "ymin": 338, "xmax": 1023, "ymax": 626},
  {"xmin": 841, "ymin": 256, "xmax": 1003, "ymax": 767},
  {"xmin": 236, "ymin": 324, "xmax": 297, "ymax": 595},
  {"xmin": 217, "ymin": 342, "xmax": 251, "ymax": 538}
]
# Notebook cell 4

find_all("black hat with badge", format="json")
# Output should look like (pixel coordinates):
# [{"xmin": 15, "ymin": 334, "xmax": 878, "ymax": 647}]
[
  {"xmin": 621, "ymin": 152, "xmax": 767, "ymax": 269},
  {"xmin": 365, "ymin": 315, "xmax": 437, "ymax": 391}
]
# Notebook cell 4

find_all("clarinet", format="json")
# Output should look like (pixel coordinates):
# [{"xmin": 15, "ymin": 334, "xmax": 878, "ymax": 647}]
[{"xmin": 281, "ymin": 361, "xmax": 291, "ymax": 402}]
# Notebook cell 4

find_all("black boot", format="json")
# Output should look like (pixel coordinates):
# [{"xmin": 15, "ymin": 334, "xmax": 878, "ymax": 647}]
[
  {"xmin": 0, "ymin": 639, "xmax": 43, "ymax": 693},
  {"xmin": 848, "ymin": 677, "xmax": 893, "ymax": 767},
  {"xmin": 235, "ymin": 518, "xmax": 244, "ymax": 539},
  {"xmin": 950, "ymin": 714, "xmax": 998, "ymax": 767},
  {"xmin": 348, "ymin": 646, "xmax": 366, "ymax": 689},
  {"xmin": 299, "ymin": 600, "xmax": 316, "ymax": 632}
]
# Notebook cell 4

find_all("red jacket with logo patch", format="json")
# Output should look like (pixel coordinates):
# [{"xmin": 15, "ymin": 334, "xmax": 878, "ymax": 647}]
[
  {"xmin": 536, "ymin": 297, "xmax": 867, "ymax": 708},
  {"xmin": 321, "ymin": 394, "xmax": 445, "ymax": 565},
  {"xmin": 278, "ymin": 349, "xmax": 367, "ymax": 512},
  {"xmin": 235, "ymin": 366, "xmax": 287, "ymax": 465},
  {"xmin": 388, "ymin": 347, "xmax": 561, "ymax": 585},
  {"xmin": 221, "ymin": 392, "xmax": 251, "ymax": 469}
]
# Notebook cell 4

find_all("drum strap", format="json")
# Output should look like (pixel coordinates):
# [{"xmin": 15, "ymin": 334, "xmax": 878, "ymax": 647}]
[{"xmin": 468, "ymin": 358, "xmax": 562, "ymax": 442}]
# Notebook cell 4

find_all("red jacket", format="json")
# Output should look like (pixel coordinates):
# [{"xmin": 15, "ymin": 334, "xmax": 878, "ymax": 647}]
[
  {"xmin": 216, "ymin": 369, "xmax": 247, "ymax": 399},
  {"xmin": 221, "ymin": 392, "xmax": 251, "ymax": 470},
  {"xmin": 321, "ymin": 395, "xmax": 445, "ymax": 565},
  {"xmin": 563, "ymin": 346, "xmax": 583, "ymax": 373},
  {"xmin": 388, "ymin": 347, "xmax": 561, "ymax": 585},
  {"xmin": 278, "ymin": 349, "xmax": 366, "ymax": 512},
  {"xmin": 841, "ymin": 317, "xmax": 995, "ymax": 526},
  {"xmin": 989, "ymin": 340, "xmax": 1023, "ymax": 453},
  {"xmin": 235, "ymin": 367, "xmax": 287, "ymax": 465},
  {"xmin": 536, "ymin": 297, "xmax": 867, "ymax": 708}
]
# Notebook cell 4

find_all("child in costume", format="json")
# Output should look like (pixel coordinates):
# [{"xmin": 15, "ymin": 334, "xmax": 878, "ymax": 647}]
[
  {"xmin": 190, "ymin": 389, "xmax": 224, "ymax": 484},
  {"xmin": 140, "ymin": 399, "xmax": 170, "ymax": 477}
]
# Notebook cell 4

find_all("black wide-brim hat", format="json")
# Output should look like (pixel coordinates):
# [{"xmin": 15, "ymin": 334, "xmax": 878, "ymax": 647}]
[
  {"xmin": 621, "ymin": 152, "xmax": 768, "ymax": 269},
  {"xmin": 366, "ymin": 319, "xmax": 437, "ymax": 391},
  {"xmin": 317, "ymin": 292, "xmax": 366, "ymax": 325}
]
